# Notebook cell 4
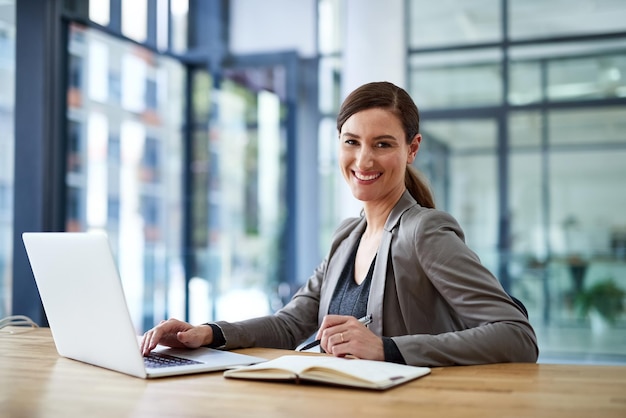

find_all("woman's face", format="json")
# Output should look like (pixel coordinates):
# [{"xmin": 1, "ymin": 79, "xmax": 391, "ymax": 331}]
[{"xmin": 339, "ymin": 108, "xmax": 420, "ymax": 204}]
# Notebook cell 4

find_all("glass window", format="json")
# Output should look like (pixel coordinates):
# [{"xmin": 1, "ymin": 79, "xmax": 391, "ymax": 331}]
[
  {"xmin": 409, "ymin": 0, "xmax": 626, "ymax": 365},
  {"xmin": 170, "ymin": 0, "xmax": 188, "ymax": 53},
  {"xmin": 88, "ymin": 40, "xmax": 109, "ymax": 102},
  {"xmin": 318, "ymin": 56, "xmax": 342, "ymax": 115},
  {"xmin": 0, "ymin": 0, "xmax": 15, "ymax": 319},
  {"xmin": 89, "ymin": 0, "xmax": 110, "ymax": 26},
  {"xmin": 547, "ymin": 53, "xmax": 626, "ymax": 102},
  {"xmin": 189, "ymin": 67, "xmax": 289, "ymax": 323},
  {"xmin": 156, "ymin": 0, "xmax": 169, "ymax": 51},
  {"xmin": 509, "ymin": 111, "xmax": 542, "ymax": 148},
  {"xmin": 449, "ymin": 154, "xmax": 499, "ymax": 273},
  {"xmin": 408, "ymin": 0, "xmax": 501, "ymax": 48},
  {"xmin": 66, "ymin": 24, "xmax": 185, "ymax": 332},
  {"xmin": 509, "ymin": 61, "xmax": 542, "ymax": 105},
  {"xmin": 409, "ymin": 49, "xmax": 502, "ymax": 109},
  {"xmin": 507, "ymin": 106, "xmax": 626, "ymax": 360},
  {"xmin": 422, "ymin": 118, "xmax": 498, "ymax": 152},
  {"xmin": 318, "ymin": 0, "xmax": 343, "ymax": 55},
  {"xmin": 549, "ymin": 149, "xmax": 626, "ymax": 259},
  {"xmin": 510, "ymin": 43, "xmax": 626, "ymax": 105},
  {"xmin": 548, "ymin": 148, "xmax": 626, "ymax": 331},
  {"xmin": 121, "ymin": 0, "xmax": 147, "ymax": 43},
  {"xmin": 121, "ymin": 53, "xmax": 147, "ymax": 113},
  {"xmin": 548, "ymin": 107, "xmax": 626, "ymax": 146},
  {"xmin": 547, "ymin": 112, "xmax": 626, "ymax": 329},
  {"xmin": 509, "ymin": 0, "xmax": 626, "ymax": 40},
  {"xmin": 415, "ymin": 135, "xmax": 450, "ymax": 209},
  {"xmin": 420, "ymin": 118, "xmax": 499, "ymax": 272},
  {"xmin": 509, "ymin": 151, "xmax": 545, "ymax": 321},
  {"xmin": 511, "ymin": 151, "xmax": 544, "ymax": 259}
]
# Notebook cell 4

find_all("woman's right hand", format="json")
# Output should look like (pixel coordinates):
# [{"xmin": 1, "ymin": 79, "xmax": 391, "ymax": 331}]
[{"xmin": 140, "ymin": 318, "xmax": 213, "ymax": 356}]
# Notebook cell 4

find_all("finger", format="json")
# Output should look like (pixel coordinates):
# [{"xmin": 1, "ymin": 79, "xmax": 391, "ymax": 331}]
[
  {"xmin": 146, "ymin": 330, "xmax": 160, "ymax": 354},
  {"xmin": 141, "ymin": 330, "xmax": 152, "ymax": 355},
  {"xmin": 336, "ymin": 334, "xmax": 385, "ymax": 361},
  {"xmin": 140, "ymin": 334, "xmax": 147, "ymax": 355},
  {"xmin": 320, "ymin": 314, "xmax": 351, "ymax": 328},
  {"xmin": 330, "ymin": 332, "xmax": 349, "ymax": 356},
  {"xmin": 323, "ymin": 330, "xmax": 344, "ymax": 353},
  {"xmin": 316, "ymin": 315, "xmax": 352, "ymax": 339},
  {"xmin": 141, "ymin": 333, "xmax": 150, "ymax": 355},
  {"xmin": 141, "ymin": 330, "xmax": 156, "ymax": 355},
  {"xmin": 149, "ymin": 322, "xmax": 173, "ymax": 351}
]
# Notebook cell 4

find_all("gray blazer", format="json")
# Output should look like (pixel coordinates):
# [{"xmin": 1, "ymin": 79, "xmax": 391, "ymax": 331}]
[{"xmin": 216, "ymin": 191, "xmax": 539, "ymax": 366}]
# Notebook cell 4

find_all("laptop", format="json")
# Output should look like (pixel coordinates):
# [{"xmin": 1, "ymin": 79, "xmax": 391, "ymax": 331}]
[{"xmin": 22, "ymin": 231, "xmax": 266, "ymax": 379}]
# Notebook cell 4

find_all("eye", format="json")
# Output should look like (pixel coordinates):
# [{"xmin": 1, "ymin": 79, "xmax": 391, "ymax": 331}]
[
  {"xmin": 376, "ymin": 142, "xmax": 391, "ymax": 148},
  {"xmin": 344, "ymin": 139, "xmax": 359, "ymax": 146}
]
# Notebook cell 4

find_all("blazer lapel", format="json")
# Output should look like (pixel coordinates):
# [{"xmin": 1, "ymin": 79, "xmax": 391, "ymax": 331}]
[
  {"xmin": 367, "ymin": 229, "xmax": 390, "ymax": 336},
  {"xmin": 318, "ymin": 218, "xmax": 366, "ymax": 324},
  {"xmin": 367, "ymin": 191, "xmax": 418, "ymax": 336}
]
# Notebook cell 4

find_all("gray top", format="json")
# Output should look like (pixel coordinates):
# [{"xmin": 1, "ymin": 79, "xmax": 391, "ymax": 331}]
[{"xmin": 216, "ymin": 190, "xmax": 538, "ymax": 367}]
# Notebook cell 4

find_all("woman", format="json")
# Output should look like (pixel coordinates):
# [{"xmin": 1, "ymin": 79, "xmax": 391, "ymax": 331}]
[{"xmin": 141, "ymin": 81, "xmax": 538, "ymax": 366}]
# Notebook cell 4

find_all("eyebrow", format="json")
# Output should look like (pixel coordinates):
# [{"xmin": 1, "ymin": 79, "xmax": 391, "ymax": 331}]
[{"xmin": 341, "ymin": 132, "xmax": 399, "ymax": 142}]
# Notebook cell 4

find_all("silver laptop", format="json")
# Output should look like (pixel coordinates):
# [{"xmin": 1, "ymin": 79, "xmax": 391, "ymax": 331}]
[{"xmin": 22, "ymin": 231, "xmax": 266, "ymax": 379}]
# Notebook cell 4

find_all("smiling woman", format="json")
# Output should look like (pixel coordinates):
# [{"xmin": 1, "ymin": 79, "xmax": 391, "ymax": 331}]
[{"xmin": 141, "ymin": 81, "xmax": 538, "ymax": 368}]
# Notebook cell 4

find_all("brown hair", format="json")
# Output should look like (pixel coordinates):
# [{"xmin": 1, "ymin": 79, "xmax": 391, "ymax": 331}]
[{"xmin": 336, "ymin": 81, "xmax": 435, "ymax": 208}]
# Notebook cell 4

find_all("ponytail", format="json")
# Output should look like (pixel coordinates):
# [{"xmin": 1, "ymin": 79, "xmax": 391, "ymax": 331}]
[{"xmin": 405, "ymin": 165, "xmax": 435, "ymax": 209}]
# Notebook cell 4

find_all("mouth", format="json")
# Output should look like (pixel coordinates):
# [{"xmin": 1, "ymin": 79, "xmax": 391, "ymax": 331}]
[{"xmin": 353, "ymin": 171, "xmax": 382, "ymax": 182}]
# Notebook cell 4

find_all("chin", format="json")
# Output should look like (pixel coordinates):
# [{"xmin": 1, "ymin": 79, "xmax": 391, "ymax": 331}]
[{"xmin": 350, "ymin": 190, "xmax": 375, "ymax": 202}]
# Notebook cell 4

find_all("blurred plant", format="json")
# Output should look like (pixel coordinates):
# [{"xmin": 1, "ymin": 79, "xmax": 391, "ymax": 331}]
[{"xmin": 575, "ymin": 278, "xmax": 625, "ymax": 325}]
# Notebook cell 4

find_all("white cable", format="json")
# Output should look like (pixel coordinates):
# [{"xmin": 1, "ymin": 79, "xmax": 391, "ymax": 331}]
[{"xmin": 0, "ymin": 315, "xmax": 39, "ymax": 332}]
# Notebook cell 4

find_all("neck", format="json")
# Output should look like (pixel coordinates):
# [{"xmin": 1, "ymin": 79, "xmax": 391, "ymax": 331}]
[{"xmin": 361, "ymin": 189, "xmax": 405, "ymax": 235}]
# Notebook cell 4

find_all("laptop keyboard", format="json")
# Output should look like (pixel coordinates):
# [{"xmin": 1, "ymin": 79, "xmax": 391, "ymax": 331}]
[{"xmin": 144, "ymin": 352, "xmax": 202, "ymax": 368}]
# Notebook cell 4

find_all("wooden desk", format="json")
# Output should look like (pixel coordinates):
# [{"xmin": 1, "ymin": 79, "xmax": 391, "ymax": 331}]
[{"xmin": 1, "ymin": 328, "xmax": 625, "ymax": 418}]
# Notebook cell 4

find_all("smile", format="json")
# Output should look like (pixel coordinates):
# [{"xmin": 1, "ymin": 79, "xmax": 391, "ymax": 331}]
[{"xmin": 353, "ymin": 171, "xmax": 382, "ymax": 181}]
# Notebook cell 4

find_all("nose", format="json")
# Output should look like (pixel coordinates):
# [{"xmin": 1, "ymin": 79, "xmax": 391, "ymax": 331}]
[{"xmin": 355, "ymin": 146, "xmax": 374, "ymax": 170}]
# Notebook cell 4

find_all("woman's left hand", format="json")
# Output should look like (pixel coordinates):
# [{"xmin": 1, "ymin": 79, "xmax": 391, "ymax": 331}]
[{"xmin": 316, "ymin": 314, "xmax": 384, "ymax": 360}]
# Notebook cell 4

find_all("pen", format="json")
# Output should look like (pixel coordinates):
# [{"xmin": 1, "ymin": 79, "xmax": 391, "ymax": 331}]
[{"xmin": 297, "ymin": 314, "xmax": 373, "ymax": 352}]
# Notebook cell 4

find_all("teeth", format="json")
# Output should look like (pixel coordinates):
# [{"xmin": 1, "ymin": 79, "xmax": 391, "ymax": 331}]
[{"xmin": 355, "ymin": 172, "xmax": 380, "ymax": 181}]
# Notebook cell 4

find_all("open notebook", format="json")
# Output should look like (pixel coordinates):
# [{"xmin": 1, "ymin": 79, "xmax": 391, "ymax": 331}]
[
  {"xmin": 225, "ymin": 355, "xmax": 431, "ymax": 390},
  {"xmin": 22, "ymin": 232, "xmax": 265, "ymax": 378}
]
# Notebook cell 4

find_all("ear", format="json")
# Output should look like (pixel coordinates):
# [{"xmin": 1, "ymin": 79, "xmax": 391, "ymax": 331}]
[{"xmin": 407, "ymin": 134, "xmax": 421, "ymax": 164}]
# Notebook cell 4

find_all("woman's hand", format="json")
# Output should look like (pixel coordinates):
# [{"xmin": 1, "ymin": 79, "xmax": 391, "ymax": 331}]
[
  {"xmin": 140, "ymin": 318, "xmax": 213, "ymax": 356},
  {"xmin": 316, "ymin": 315, "xmax": 384, "ymax": 361}
]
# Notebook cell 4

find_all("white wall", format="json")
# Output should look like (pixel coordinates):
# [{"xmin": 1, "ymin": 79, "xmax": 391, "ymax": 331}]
[
  {"xmin": 342, "ymin": 0, "xmax": 406, "ymax": 94},
  {"xmin": 229, "ymin": 0, "xmax": 317, "ymax": 57}
]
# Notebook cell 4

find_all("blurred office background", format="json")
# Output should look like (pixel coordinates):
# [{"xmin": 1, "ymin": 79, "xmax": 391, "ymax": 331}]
[{"xmin": 1, "ymin": 0, "xmax": 625, "ymax": 364}]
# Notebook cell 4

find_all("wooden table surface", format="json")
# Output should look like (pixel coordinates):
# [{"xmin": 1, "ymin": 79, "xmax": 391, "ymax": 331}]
[{"xmin": 1, "ymin": 327, "xmax": 625, "ymax": 417}]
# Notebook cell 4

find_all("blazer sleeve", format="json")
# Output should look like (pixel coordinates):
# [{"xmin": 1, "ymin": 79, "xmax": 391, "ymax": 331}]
[
  {"xmin": 214, "ymin": 259, "xmax": 325, "ymax": 350},
  {"xmin": 213, "ymin": 218, "xmax": 362, "ymax": 350},
  {"xmin": 391, "ymin": 209, "xmax": 539, "ymax": 366}
]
